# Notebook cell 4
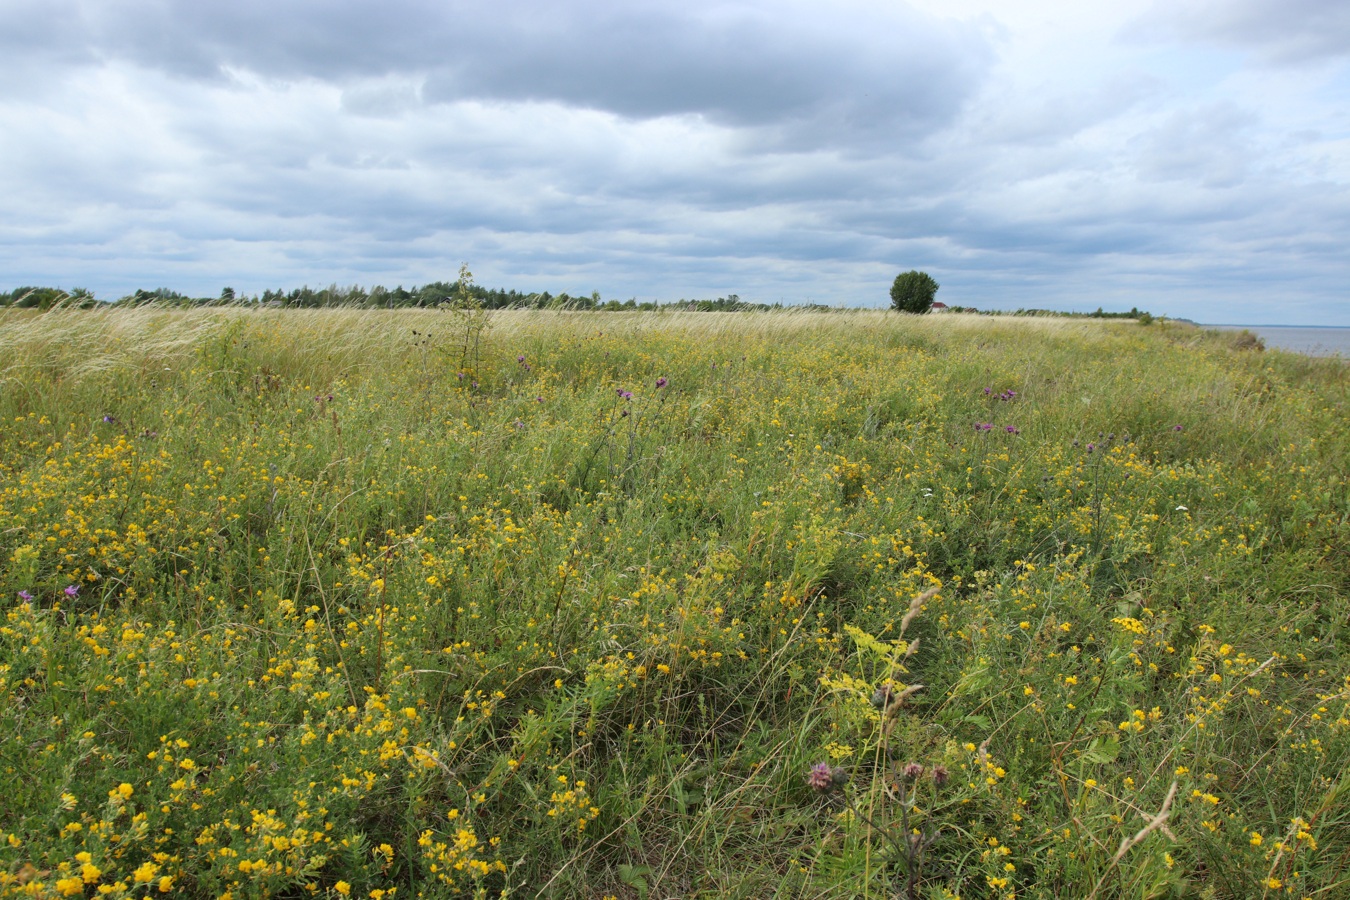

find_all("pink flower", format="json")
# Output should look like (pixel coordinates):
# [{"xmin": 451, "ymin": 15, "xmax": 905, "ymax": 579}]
[
  {"xmin": 807, "ymin": 763, "xmax": 848, "ymax": 793},
  {"xmin": 806, "ymin": 763, "xmax": 833, "ymax": 792}
]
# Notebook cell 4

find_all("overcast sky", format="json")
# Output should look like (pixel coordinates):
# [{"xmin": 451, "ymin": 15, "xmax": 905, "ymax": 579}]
[{"xmin": 2, "ymin": 0, "xmax": 1348, "ymax": 324}]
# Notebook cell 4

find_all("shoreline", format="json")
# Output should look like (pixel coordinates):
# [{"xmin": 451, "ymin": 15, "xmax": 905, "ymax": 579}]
[{"xmin": 1204, "ymin": 324, "xmax": 1349, "ymax": 358}]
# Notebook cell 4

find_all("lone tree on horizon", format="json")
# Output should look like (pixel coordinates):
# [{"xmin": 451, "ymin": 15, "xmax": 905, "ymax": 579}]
[{"xmin": 890, "ymin": 270, "xmax": 939, "ymax": 314}]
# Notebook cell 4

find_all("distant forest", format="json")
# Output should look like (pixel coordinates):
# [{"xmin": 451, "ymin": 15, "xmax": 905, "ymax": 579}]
[
  {"xmin": 0, "ymin": 283, "xmax": 792, "ymax": 312},
  {"xmin": 0, "ymin": 283, "xmax": 1154, "ymax": 320}
]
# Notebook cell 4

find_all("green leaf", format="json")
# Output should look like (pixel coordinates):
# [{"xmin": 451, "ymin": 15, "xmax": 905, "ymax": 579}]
[
  {"xmin": 619, "ymin": 864, "xmax": 651, "ymax": 899},
  {"xmin": 1081, "ymin": 736, "xmax": 1121, "ymax": 765}
]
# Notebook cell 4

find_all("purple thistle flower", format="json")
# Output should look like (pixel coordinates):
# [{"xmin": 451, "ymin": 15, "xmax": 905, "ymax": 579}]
[
  {"xmin": 617, "ymin": 389, "xmax": 633, "ymax": 401},
  {"xmin": 655, "ymin": 377, "xmax": 667, "ymax": 389},
  {"xmin": 932, "ymin": 765, "xmax": 949, "ymax": 786},
  {"xmin": 101, "ymin": 415, "xmax": 116, "ymax": 424},
  {"xmin": 535, "ymin": 396, "xmax": 544, "ymax": 403},
  {"xmin": 983, "ymin": 387, "xmax": 991, "ymax": 395},
  {"xmin": 1086, "ymin": 443, "xmax": 1095, "ymax": 453},
  {"xmin": 517, "ymin": 355, "xmax": 526, "ymax": 363},
  {"xmin": 1172, "ymin": 424, "xmax": 1184, "ymax": 432},
  {"xmin": 64, "ymin": 585, "xmax": 79, "ymax": 598},
  {"xmin": 902, "ymin": 762, "xmax": 925, "ymax": 781},
  {"xmin": 1005, "ymin": 425, "xmax": 1017, "ymax": 434},
  {"xmin": 807, "ymin": 762, "xmax": 833, "ymax": 792},
  {"xmin": 18, "ymin": 590, "xmax": 33, "ymax": 602}
]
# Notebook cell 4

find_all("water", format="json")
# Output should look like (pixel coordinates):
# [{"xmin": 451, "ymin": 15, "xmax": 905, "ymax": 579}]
[{"xmin": 1207, "ymin": 325, "xmax": 1350, "ymax": 358}]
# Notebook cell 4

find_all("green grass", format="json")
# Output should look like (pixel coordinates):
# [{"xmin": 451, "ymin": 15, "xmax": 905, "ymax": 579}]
[{"xmin": 0, "ymin": 307, "xmax": 1346, "ymax": 899}]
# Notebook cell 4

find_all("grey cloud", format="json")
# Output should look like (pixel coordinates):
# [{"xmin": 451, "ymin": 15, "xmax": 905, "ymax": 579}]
[
  {"xmin": 2, "ymin": 1, "xmax": 992, "ymax": 148},
  {"xmin": 0, "ymin": 1, "xmax": 97, "ymax": 71},
  {"xmin": 340, "ymin": 79, "xmax": 423, "ymax": 119},
  {"xmin": 1135, "ymin": 0, "xmax": 1350, "ymax": 64},
  {"xmin": 1130, "ymin": 104, "xmax": 1256, "ymax": 188},
  {"xmin": 422, "ymin": 3, "xmax": 991, "ymax": 146}
]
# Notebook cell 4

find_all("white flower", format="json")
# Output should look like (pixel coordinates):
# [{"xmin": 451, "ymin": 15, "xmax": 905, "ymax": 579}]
[{"xmin": 1175, "ymin": 505, "xmax": 1188, "ymax": 511}]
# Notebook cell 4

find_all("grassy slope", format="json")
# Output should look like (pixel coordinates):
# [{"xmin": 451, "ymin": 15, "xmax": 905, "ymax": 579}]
[{"xmin": 0, "ymin": 308, "xmax": 1347, "ymax": 899}]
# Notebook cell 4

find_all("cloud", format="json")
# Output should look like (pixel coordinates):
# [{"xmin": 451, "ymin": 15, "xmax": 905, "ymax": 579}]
[
  {"xmin": 1135, "ymin": 0, "xmax": 1350, "ymax": 65},
  {"xmin": 340, "ymin": 78, "xmax": 423, "ymax": 119},
  {"xmin": 1130, "ymin": 103, "xmax": 1256, "ymax": 188},
  {"xmin": 424, "ymin": 1, "xmax": 991, "ymax": 150},
  {"xmin": 975, "ymin": 72, "xmax": 1163, "ymax": 147},
  {"xmin": 0, "ymin": 1, "xmax": 1348, "ymax": 324},
  {"xmin": 2, "ymin": 0, "xmax": 991, "ymax": 150}
]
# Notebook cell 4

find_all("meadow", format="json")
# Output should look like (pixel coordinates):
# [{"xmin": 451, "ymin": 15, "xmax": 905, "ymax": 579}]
[{"xmin": 0, "ymin": 307, "xmax": 1346, "ymax": 899}]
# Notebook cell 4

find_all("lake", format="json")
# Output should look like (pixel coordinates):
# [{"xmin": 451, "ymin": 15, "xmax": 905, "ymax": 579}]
[{"xmin": 1207, "ymin": 325, "xmax": 1350, "ymax": 357}]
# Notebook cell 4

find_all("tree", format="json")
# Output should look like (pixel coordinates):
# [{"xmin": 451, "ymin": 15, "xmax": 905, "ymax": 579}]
[{"xmin": 890, "ymin": 271, "xmax": 939, "ymax": 314}]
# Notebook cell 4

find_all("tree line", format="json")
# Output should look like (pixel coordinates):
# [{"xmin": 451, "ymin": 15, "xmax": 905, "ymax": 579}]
[
  {"xmin": 2, "ymin": 282, "xmax": 1154, "ymax": 321},
  {"xmin": 0, "ymin": 283, "xmax": 817, "ymax": 313}
]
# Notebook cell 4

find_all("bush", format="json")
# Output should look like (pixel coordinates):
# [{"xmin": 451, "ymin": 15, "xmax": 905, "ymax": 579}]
[{"xmin": 890, "ymin": 270, "xmax": 939, "ymax": 314}]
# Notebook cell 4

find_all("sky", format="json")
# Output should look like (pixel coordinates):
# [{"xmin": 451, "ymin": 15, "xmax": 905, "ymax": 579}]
[{"xmin": 2, "ymin": 0, "xmax": 1348, "ymax": 325}]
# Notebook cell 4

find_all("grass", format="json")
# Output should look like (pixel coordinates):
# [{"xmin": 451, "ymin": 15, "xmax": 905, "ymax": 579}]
[{"xmin": 0, "ymin": 307, "xmax": 1346, "ymax": 899}]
